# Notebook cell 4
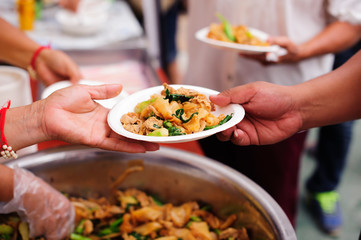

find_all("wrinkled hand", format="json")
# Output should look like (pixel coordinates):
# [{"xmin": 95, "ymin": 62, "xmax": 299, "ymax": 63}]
[
  {"xmin": 36, "ymin": 49, "xmax": 82, "ymax": 86},
  {"xmin": 240, "ymin": 36, "xmax": 302, "ymax": 65},
  {"xmin": 0, "ymin": 167, "xmax": 74, "ymax": 240},
  {"xmin": 58, "ymin": 0, "xmax": 81, "ymax": 12},
  {"xmin": 212, "ymin": 81, "xmax": 303, "ymax": 145},
  {"xmin": 40, "ymin": 84, "xmax": 159, "ymax": 153}
]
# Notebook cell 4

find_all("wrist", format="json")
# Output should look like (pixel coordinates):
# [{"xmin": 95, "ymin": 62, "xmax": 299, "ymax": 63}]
[
  {"xmin": 4, "ymin": 100, "xmax": 49, "ymax": 151},
  {"xmin": 27, "ymin": 45, "xmax": 51, "ymax": 81}
]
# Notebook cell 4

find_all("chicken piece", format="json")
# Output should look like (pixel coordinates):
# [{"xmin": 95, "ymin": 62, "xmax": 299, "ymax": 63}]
[
  {"xmin": 207, "ymin": 24, "xmax": 234, "ymax": 43},
  {"xmin": 132, "ymin": 206, "xmax": 163, "ymax": 222},
  {"xmin": 219, "ymin": 214, "xmax": 237, "ymax": 230},
  {"xmin": 189, "ymin": 221, "xmax": 213, "ymax": 240},
  {"xmin": 82, "ymin": 219, "xmax": 93, "ymax": 235},
  {"xmin": 140, "ymin": 117, "xmax": 164, "ymax": 135},
  {"xmin": 133, "ymin": 222, "xmax": 162, "ymax": 236},
  {"xmin": 155, "ymin": 236, "xmax": 178, "ymax": 240},
  {"xmin": 219, "ymin": 227, "xmax": 249, "ymax": 240},
  {"xmin": 120, "ymin": 213, "xmax": 134, "ymax": 234},
  {"xmin": 193, "ymin": 210, "xmax": 221, "ymax": 229},
  {"xmin": 169, "ymin": 202, "xmax": 198, "ymax": 227},
  {"xmin": 121, "ymin": 112, "xmax": 142, "ymax": 134},
  {"xmin": 170, "ymin": 228, "xmax": 197, "ymax": 240}
]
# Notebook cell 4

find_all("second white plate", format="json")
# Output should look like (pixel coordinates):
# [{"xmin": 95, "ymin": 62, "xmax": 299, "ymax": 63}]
[
  {"xmin": 195, "ymin": 26, "xmax": 280, "ymax": 54},
  {"xmin": 107, "ymin": 84, "xmax": 245, "ymax": 143}
]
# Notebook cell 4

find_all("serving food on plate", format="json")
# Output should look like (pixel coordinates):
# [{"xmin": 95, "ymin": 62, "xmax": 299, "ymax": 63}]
[
  {"xmin": 208, "ymin": 14, "xmax": 269, "ymax": 47},
  {"xmin": 121, "ymin": 83, "xmax": 232, "ymax": 137}
]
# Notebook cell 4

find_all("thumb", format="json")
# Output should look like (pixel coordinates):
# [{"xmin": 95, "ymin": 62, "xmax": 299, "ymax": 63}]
[
  {"xmin": 211, "ymin": 84, "xmax": 257, "ymax": 106},
  {"xmin": 84, "ymin": 84, "xmax": 123, "ymax": 100}
]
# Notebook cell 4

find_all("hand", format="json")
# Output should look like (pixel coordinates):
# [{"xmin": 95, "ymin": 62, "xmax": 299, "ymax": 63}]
[
  {"xmin": 36, "ymin": 49, "xmax": 82, "ymax": 86},
  {"xmin": 58, "ymin": 0, "xmax": 81, "ymax": 12},
  {"xmin": 240, "ymin": 36, "xmax": 303, "ymax": 64},
  {"xmin": 40, "ymin": 84, "xmax": 159, "ymax": 153},
  {"xmin": 0, "ymin": 167, "xmax": 74, "ymax": 240},
  {"xmin": 211, "ymin": 82, "xmax": 303, "ymax": 145}
]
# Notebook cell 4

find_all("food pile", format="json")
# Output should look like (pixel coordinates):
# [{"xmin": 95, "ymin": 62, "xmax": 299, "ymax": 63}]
[
  {"xmin": 0, "ymin": 188, "xmax": 251, "ymax": 240},
  {"xmin": 121, "ymin": 84, "xmax": 232, "ymax": 136},
  {"xmin": 207, "ymin": 14, "xmax": 269, "ymax": 46}
]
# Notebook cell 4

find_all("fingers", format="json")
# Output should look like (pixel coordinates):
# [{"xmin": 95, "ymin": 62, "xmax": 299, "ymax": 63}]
[
  {"xmin": 98, "ymin": 136, "xmax": 159, "ymax": 153},
  {"xmin": 211, "ymin": 84, "xmax": 258, "ymax": 106},
  {"xmin": 84, "ymin": 84, "xmax": 124, "ymax": 100}
]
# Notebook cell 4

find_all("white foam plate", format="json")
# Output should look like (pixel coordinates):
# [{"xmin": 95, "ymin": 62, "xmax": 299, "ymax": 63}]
[
  {"xmin": 107, "ymin": 84, "xmax": 245, "ymax": 143},
  {"xmin": 41, "ymin": 79, "xmax": 129, "ymax": 109},
  {"xmin": 195, "ymin": 26, "xmax": 280, "ymax": 54}
]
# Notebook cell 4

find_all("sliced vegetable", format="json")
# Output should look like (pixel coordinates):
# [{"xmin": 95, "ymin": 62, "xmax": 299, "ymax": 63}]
[
  {"xmin": 134, "ymin": 98, "xmax": 157, "ymax": 114},
  {"xmin": 147, "ymin": 128, "xmax": 169, "ymax": 137},
  {"xmin": 0, "ymin": 224, "xmax": 13, "ymax": 235},
  {"xmin": 204, "ymin": 114, "xmax": 233, "ymax": 130},
  {"xmin": 216, "ymin": 13, "xmax": 236, "ymax": 42},
  {"xmin": 164, "ymin": 89, "xmax": 194, "ymax": 103},
  {"xmin": 18, "ymin": 222, "xmax": 29, "ymax": 240}
]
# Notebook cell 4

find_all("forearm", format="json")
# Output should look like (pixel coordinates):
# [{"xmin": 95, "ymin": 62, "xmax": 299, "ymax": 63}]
[
  {"xmin": 0, "ymin": 165, "xmax": 14, "ymax": 202},
  {"xmin": 3, "ymin": 100, "xmax": 49, "ymax": 151},
  {"xmin": 0, "ymin": 18, "xmax": 40, "ymax": 69},
  {"xmin": 295, "ymin": 50, "xmax": 361, "ymax": 129},
  {"xmin": 299, "ymin": 21, "xmax": 361, "ymax": 59}
]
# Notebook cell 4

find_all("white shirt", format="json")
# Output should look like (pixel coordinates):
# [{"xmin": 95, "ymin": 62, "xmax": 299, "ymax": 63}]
[{"xmin": 184, "ymin": 0, "xmax": 361, "ymax": 91}]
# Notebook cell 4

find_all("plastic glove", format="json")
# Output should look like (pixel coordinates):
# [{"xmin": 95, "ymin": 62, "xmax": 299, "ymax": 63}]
[{"xmin": 0, "ymin": 167, "xmax": 75, "ymax": 240}]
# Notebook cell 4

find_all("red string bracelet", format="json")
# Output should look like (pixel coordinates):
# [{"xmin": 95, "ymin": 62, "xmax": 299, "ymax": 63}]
[
  {"xmin": 27, "ymin": 45, "xmax": 51, "ymax": 81},
  {"xmin": 0, "ymin": 101, "xmax": 18, "ymax": 159}
]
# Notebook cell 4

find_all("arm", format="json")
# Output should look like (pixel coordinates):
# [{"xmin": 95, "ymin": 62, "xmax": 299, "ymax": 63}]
[
  {"xmin": 3, "ymin": 84, "xmax": 159, "ymax": 153},
  {"xmin": 213, "ymin": 50, "xmax": 361, "ymax": 145},
  {"xmin": 274, "ymin": 21, "xmax": 361, "ymax": 63},
  {"xmin": 0, "ymin": 18, "xmax": 82, "ymax": 85},
  {"xmin": 243, "ymin": 21, "xmax": 361, "ymax": 64}
]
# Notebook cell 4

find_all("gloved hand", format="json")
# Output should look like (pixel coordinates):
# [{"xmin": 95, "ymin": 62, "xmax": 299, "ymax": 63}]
[{"xmin": 0, "ymin": 167, "xmax": 75, "ymax": 240}]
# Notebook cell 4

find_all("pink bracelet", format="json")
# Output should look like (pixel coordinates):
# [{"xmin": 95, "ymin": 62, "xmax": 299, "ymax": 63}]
[{"xmin": 0, "ymin": 101, "xmax": 17, "ymax": 159}]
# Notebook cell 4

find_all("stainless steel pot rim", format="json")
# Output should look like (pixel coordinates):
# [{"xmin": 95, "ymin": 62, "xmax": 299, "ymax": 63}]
[{"xmin": 5, "ymin": 145, "xmax": 297, "ymax": 240}]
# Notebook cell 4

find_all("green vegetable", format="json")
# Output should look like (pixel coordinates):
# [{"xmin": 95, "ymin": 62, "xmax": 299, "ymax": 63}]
[
  {"xmin": 164, "ymin": 88, "xmax": 194, "ymax": 103},
  {"xmin": 0, "ymin": 234, "xmax": 11, "ymax": 240},
  {"xmin": 173, "ymin": 109, "xmax": 198, "ymax": 123},
  {"xmin": 153, "ymin": 124, "xmax": 161, "ymax": 129},
  {"xmin": 163, "ymin": 120, "xmax": 173, "ymax": 129},
  {"xmin": 204, "ymin": 114, "xmax": 233, "ymax": 130},
  {"xmin": 0, "ymin": 225, "xmax": 13, "ymax": 235},
  {"xmin": 216, "ymin": 13, "xmax": 236, "ymax": 42},
  {"xmin": 110, "ymin": 217, "xmax": 123, "ymax": 232},
  {"xmin": 151, "ymin": 196, "xmax": 164, "ymax": 206},
  {"xmin": 214, "ymin": 229, "xmax": 221, "ymax": 235},
  {"xmin": 98, "ymin": 227, "xmax": 113, "ymax": 236},
  {"xmin": 200, "ymin": 205, "xmax": 212, "ymax": 211},
  {"xmin": 189, "ymin": 216, "xmax": 202, "ymax": 222},
  {"xmin": 70, "ymin": 233, "xmax": 91, "ymax": 240},
  {"xmin": 163, "ymin": 121, "xmax": 185, "ymax": 136},
  {"xmin": 147, "ymin": 128, "xmax": 169, "ymax": 137},
  {"xmin": 74, "ymin": 219, "xmax": 85, "ymax": 234},
  {"xmin": 134, "ymin": 98, "xmax": 157, "ymax": 114}
]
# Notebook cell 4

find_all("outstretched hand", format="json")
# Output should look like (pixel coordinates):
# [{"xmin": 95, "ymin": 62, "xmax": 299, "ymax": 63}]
[
  {"xmin": 212, "ymin": 82, "xmax": 303, "ymax": 145},
  {"xmin": 41, "ymin": 84, "xmax": 159, "ymax": 153}
]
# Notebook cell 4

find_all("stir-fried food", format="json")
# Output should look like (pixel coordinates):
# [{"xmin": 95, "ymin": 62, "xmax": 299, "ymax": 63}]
[
  {"xmin": 207, "ymin": 14, "xmax": 269, "ymax": 46},
  {"xmin": 0, "ymin": 189, "xmax": 251, "ymax": 240},
  {"xmin": 121, "ymin": 84, "xmax": 232, "ymax": 136}
]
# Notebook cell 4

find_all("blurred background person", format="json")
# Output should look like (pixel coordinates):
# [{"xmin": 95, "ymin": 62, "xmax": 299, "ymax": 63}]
[
  {"xmin": 183, "ymin": 0, "xmax": 361, "ymax": 232},
  {"xmin": 304, "ymin": 40, "xmax": 361, "ymax": 236}
]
